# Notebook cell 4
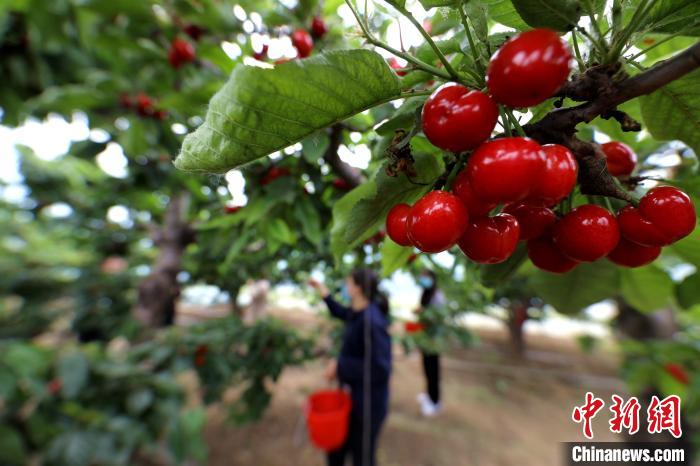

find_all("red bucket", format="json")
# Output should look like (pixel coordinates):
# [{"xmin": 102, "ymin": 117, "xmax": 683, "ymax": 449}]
[
  {"xmin": 305, "ymin": 389, "xmax": 352, "ymax": 451},
  {"xmin": 404, "ymin": 321, "xmax": 425, "ymax": 334}
]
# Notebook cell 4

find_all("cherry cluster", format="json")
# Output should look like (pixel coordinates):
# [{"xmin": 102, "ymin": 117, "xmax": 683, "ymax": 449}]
[
  {"xmin": 255, "ymin": 16, "xmax": 327, "ymax": 62},
  {"xmin": 384, "ymin": 28, "xmax": 696, "ymax": 273}
]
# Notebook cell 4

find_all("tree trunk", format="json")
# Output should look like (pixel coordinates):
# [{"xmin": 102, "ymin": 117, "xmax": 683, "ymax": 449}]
[
  {"xmin": 507, "ymin": 303, "xmax": 527, "ymax": 357},
  {"xmin": 133, "ymin": 192, "xmax": 195, "ymax": 328}
]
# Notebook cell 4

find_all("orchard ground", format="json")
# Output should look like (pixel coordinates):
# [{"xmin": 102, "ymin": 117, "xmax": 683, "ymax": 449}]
[{"xmin": 178, "ymin": 302, "xmax": 626, "ymax": 466}]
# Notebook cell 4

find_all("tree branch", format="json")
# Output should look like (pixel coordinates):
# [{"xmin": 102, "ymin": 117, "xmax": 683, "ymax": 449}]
[
  {"xmin": 524, "ymin": 41, "xmax": 700, "ymax": 201},
  {"xmin": 323, "ymin": 124, "xmax": 364, "ymax": 188}
]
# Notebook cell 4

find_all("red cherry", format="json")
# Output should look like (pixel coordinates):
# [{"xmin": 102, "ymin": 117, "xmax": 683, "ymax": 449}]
[
  {"xmin": 119, "ymin": 93, "xmax": 133, "ymax": 108},
  {"xmin": 135, "ymin": 92, "xmax": 154, "ymax": 116},
  {"xmin": 601, "ymin": 141, "xmax": 637, "ymax": 177},
  {"xmin": 253, "ymin": 44, "xmax": 269, "ymax": 61},
  {"xmin": 527, "ymin": 234, "xmax": 578, "ymax": 273},
  {"xmin": 664, "ymin": 363, "xmax": 690, "ymax": 385},
  {"xmin": 332, "ymin": 178, "xmax": 353, "ymax": 191},
  {"xmin": 639, "ymin": 186, "xmax": 696, "ymax": 243},
  {"xmin": 421, "ymin": 83, "xmax": 498, "ymax": 152},
  {"xmin": 184, "ymin": 24, "xmax": 205, "ymax": 41},
  {"xmin": 607, "ymin": 238, "xmax": 661, "ymax": 268},
  {"xmin": 261, "ymin": 167, "xmax": 291, "ymax": 185},
  {"xmin": 527, "ymin": 144, "xmax": 578, "ymax": 206},
  {"xmin": 617, "ymin": 205, "xmax": 669, "ymax": 247},
  {"xmin": 553, "ymin": 204, "xmax": 620, "ymax": 262},
  {"xmin": 452, "ymin": 169, "xmax": 497, "ymax": 218},
  {"xmin": 467, "ymin": 137, "xmax": 545, "ymax": 203},
  {"xmin": 291, "ymin": 29, "xmax": 314, "ymax": 58},
  {"xmin": 47, "ymin": 378, "xmax": 63, "ymax": 395},
  {"xmin": 388, "ymin": 57, "xmax": 407, "ymax": 76},
  {"xmin": 168, "ymin": 38, "xmax": 196, "ymax": 68},
  {"xmin": 486, "ymin": 28, "xmax": 572, "ymax": 108},
  {"xmin": 310, "ymin": 16, "xmax": 328, "ymax": 39},
  {"xmin": 225, "ymin": 205, "xmax": 242, "ymax": 214},
  {"xmin": 458, "ymin": 213, "xmax": 520, "ymax": 264},
  {"xmin": 503, "ymin": 203, "xmax": 556, "ymax": 241},
  {"xmin": 405, "ymin": 321, "xmax": 425, "ymax": 334},
  {"xmin": 407, "ymin": 191, "xmax": 469, "ymax": 253},
  {"xmin": 386, "ymin": 203, "xmax": 413, "ymax": 247},
  {"xmin": 153, "ymin": 109, "xmax": 168, "ymax": 121}
]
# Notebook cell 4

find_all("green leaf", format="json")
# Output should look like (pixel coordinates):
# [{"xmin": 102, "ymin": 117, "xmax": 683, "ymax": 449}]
[
  {"xmin": 331, "ymin": 148, "xmax": 444, "ymax": 257},
  {"xmin": 676, "ymin": 272, "xmax": 700, "ymax": 309},
  {"xmin": 301, "ymin": 131, "xmax": 330, "ymax": 163},
  {"xmin": 482, "ymin": 0, "xmax": 530, "ymax": 30},
  {"xmin": 126, "ymin": 388, "xmax": 154, "ymax": 415},
  {"xmin": 620, "ymin": 265, "xmax": 674, "ymax": 313},
  {"xmin": 380, "ymin": 239, "xmax": 413, "ymax": 277},
  {"xmin": 57, "ymin": 352, "xmax": 89, "ymax": 399},
  {"xmin": 263, "ymin": 218, "xmax": 297, "ymax": 246},
  {"xmin": 2, "ymin": 343, "xmax": 51, "ymax": 378},
  {"xmin": 511, "ymin": 0, "xmax": 582, "ymax": 31},
  {"xmin": 175, "ymin": 50, "xmax": 401, "ymax": 173},
  {"xmin": 419, "ymin": 0, "xmax": 457, "ymax": 7},
  {"xmin": 330, "ymin": 180, "xmax": 378, "ymax": 261},
  {"xmin": 294, "ymin": 197, "xmax": 322, "ymax": 247},
  {"xmin": 639, "ymin": 69, "xmax": 700, "ymax": 155},
  {"xmin": 669, "ymin": 227, "xmax": 700, "ymax": 264},
  {"xmin": 529, "ymin": 261, "xmax": 621, "ymax": 314},
  {"xmin": 480, "ymin": 243, "xmax": 527, "ymax": 288},
  {"xmin": 640, "ymin": 0, "xmax": 700, "ymax": 36},
  {"xmin": 0, "ymin": 426, "xmax": 26, "ymax": 466}
]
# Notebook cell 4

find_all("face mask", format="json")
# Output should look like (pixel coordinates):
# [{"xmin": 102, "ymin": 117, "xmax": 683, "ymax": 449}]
[
  {"xmin": 418, "ymin": 276, "xmax": 434, "ymax": 289},
  {"xmin": 341, "ymin": 284, "xmax": 351, "ymax": 302}
]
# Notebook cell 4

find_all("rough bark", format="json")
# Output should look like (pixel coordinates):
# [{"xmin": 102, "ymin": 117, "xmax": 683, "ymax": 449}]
[{"xmin": 133, "ymin": 192, "xmax": 196, "ymax": 328}]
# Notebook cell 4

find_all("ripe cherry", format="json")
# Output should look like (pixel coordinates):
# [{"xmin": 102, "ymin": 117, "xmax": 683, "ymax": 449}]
[
  {"xmin": 601, "ymin": 141, "xmax": 637, "ymax": 177},
  {"xmin": 261, "ymin": 167, "xmax": 291, "ymax": 185},
  {"xmin": 607, "ymin": 238, "xmax": 661, "ymax": 268},
  {"xmin": 386, "ymin": 203, "xmax": 413, "ymax": 247},
  {"xmin": 467, "ymin": 137, "xmax": 545, "ymax": 203},
  {"xmin": 168, "ymin": 38, "xmax": 196, "ymax": 68},
  {"xmin": 452, "ymin": 169, "xmax": 497, "ymax": 218},
  {"xmin": 184, "ymin": 24, "xmax": 205, "ymax": 41},
  {"xmin": 617, "ymin": 205, "xmax": 669, "ymax": 247},
  {"xmin": 527, "ymin": 234, "xmax": 578, "ymax": 274},
  {"xmin": 639, "ymin": 186, "xmax": 696, "ymax": 243},
  {"xmin": 310, "ymin": 16, "xmax": 328, "ymax": 39},
  {"xmin": 421, "ymin": 83, "xmax": 498, "ymax": 152},
  {"xmin": 291, "ymin": 29, "xmax": 314, "ymax": 58},
  {"xmin": 388, "ymin": 57, "xmax": 407, "ymax": 76},
  {"xmin": 458, "ymin": 213, "xmax": 520, "ymax": 264},
  {"xmin": 135, "ymin": 92, "xmax": 154, "ymax": 117},
  {"xmin": 332, "ymin": 178, "xmax": 353, "ymax": 191},
  {"xmin": 225, "ymin": 205, "xmax": 242, "ymax": 214},
  {"xmin": 253, "ymin": 44, "xmax": 269, "ymax": 61},
  {"xmin": 47, "ymin": 378, "xmax": 63, "ymax": 395},
  {"xmin": 503, "ymin": 203, "xmax": 556, "ymax": 241},
  {"xmin": 553, "ymin": 204, "xmax": 620, "ymax": 262},
  {"xmin": 486, "ymin": 28, "xmax": 572, "ymax": 108},
  {"xmin": 407, "ymin": 191, "xmax": 468, "ymax": 253},
  {"xmin": 527, "ymin": 144, "xmax": 578, "ymax": 206}
]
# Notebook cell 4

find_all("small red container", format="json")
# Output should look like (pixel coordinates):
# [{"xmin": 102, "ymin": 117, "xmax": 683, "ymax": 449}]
[
  {"xmin": 404, "ymin": 321, "xmax": 425, "ymax": 334},
  {"xmin": 306, "ymin": 389, "xmax": 352, "ymax": 451}
]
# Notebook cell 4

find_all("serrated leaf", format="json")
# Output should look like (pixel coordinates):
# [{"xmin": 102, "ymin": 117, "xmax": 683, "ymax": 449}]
[
  {"xmin": 380, "ymin": 239, "xmax": 413, "ymax": 277},
  {"xmin": 640, "ymin": 0, "xmax": 700, "ymax": 36},
  {"xmin": 482, "ymin": 0, "xmax": 529, "ymax": 30},
  {"xmin": 511, "ymin": 0, "xmax": 581, "ymax": 31},
  {"xmin": 620, "ymin": 265, "xmax": 674, "ymax": 313},
  {"xmin": 175, "ymin": 50, "xmax": 401, "ymax": 173},
  {"xmin": 529, "ymin": 261, "xmax": 621, "ymax": 314},
  {"xmin": 639, "ymin": 69, "xmax": 700, "ymax": 155}
]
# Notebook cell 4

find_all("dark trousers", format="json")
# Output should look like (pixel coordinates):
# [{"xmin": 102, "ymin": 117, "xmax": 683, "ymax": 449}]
[
  {"xmin": 327, "ymin": 409, "xmax": 386, "ymax": 466},
  {"xmin": 421, "ymin": 352, "xmax": 440, "ymax": 405}
]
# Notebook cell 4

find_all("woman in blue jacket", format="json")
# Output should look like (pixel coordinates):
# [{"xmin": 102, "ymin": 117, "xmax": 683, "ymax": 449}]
[{"xmin": 309, "ymin": 268, "xmax": 392, "ymax": 466}]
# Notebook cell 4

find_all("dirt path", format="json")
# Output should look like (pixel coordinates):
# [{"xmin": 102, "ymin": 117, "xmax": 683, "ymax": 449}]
[{"xmin": 203, "ymin": 310, "xmax": 626, "ymax": 466}]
